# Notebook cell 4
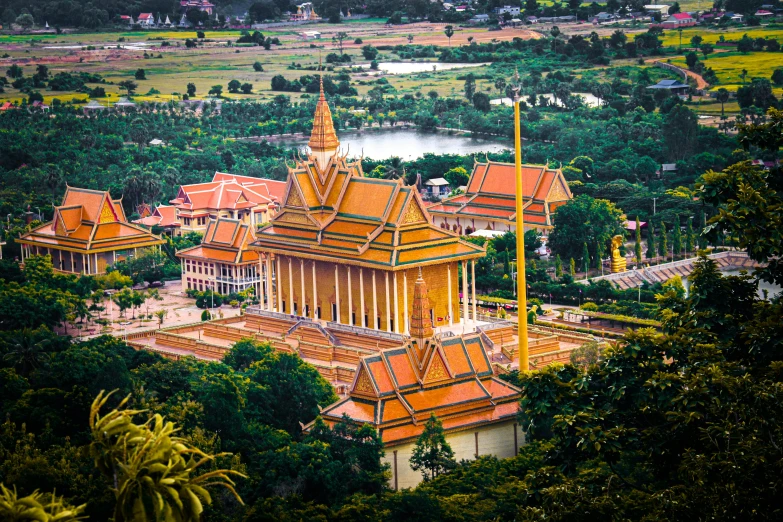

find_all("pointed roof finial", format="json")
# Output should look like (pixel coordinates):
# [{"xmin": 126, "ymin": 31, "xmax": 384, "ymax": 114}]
[
  {"xmin": 409, "ymin": 270, "xmax": 434, "ymax": 341},
  {"xmin": 308, "ymin": 71, "xmax": 339, "ymax": 153}
]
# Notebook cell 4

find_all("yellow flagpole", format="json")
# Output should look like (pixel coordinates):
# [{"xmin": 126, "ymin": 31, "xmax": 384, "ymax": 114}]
[{"xmin": 513, "ymin": 74, "xmax": 529, "ymax": 371}]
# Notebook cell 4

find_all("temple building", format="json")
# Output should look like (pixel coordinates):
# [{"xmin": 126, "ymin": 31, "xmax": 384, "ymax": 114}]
[
  {"xmin": 176, "ymin": 217, "xmax": 262, "ymax": 296},
  {"xmin": 134, "ymin": 172, "xmax": 286, "ymax": 236},
  {"xmin": 18, "ymin": 187, "xmax": 164, "ymax": 275},
  {"xmin": 250, "ymin": 80, "xmax": 485, "ymax": 334},
  {"xmin": 427, "ymin": 161, "xmax": 572, "ymax": 235},
  {"xmin": 307, "ymin": 272, "xmax": 523, "ymax": 489}
]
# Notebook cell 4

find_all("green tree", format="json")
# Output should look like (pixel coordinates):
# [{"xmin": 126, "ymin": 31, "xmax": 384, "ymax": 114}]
[
  {"xmin": 134, "ymin": 68, "xmax": 146, "ymax": 80},
  {"xmin": 89, "ymin": 391, "xmax": 244, "ymax": 522},
  {"xmin": 658, "ymin": 221, "xmax": 668, "ymax": 259},
  {"xmin": 698, "ymin": 210, "xmax": 708, "ymax": 250},
  {"xmin": 113, "ymin": 288, "xmax": 133, "ymax": 318},
  {"xmin": 240, "ymin": 83, "xmax": 253, "ymax": 94},
  {"xmin": 253, "ymin": 61, "xmax": 264, "ymax": 72},
  {"xmin": 463, "ymin": 73, "xmax": 476, "ymax": 102},
  {"xmin": 362, "ymin": 45, "xmax": 378, "ymax": 60},
  {"xmin": 548, "ymin": 195, "xmax": 624, "ymax": 263},
  {"xmin": 555, "ymin": 254, "xmax": 563, "ymax": 278},
  {"xmin": 444, "ymin": 25, "xmax": 454, "ymax": 46},
  {"xmin": 634, "ymin": 217, "xmax": 642, "ymax": 263},
  {"xmin": 333, "ymin": 31, "xmax": 348, "ymax": 54},
  {"xmin": 700, "ymin": 43, "xmax": 714, "ymax": 60},
  {"xmin": 672, "ymin": 215, "xmax": 682, "ymax": 257},
  {"xmin": 690, "ymin": 34, "xmax": 703, "ymax": 48},
  {"xmin": 2, "ymin": 327, "xmax": 51, "ymax": 377},
  {"xmin": 0, "ymin": 484, "xmax": 86, "ymax": 521},
  {"xmin": 664, "ymin": 105, "xmax": 699, "ymax": 161},
  {"xmin": 118, "ymin": 80, "xmax": 137, "ymax": 96},
  {"xmin": 15, "ymin": 13, "xmax": 34, "ymax": 31},
  {"xmin": 569, "ymin": 257, "xmax": 576, "ymax": 276},
  {"xmin": 186, "ymin": 82, "xmax": 196, "ymax": 97},
  {"xmin": 582, "ymin": 242, "xmax": 590, "ymax": 275},
  {"xmin": 716, "ymin": 88, "xmax": 730, "ymax": 117},
  {"xmin": 699, "ymin": 108, "xmax": 783, "ymax": 285},
  {"xmin": 685, "ymin": 217, "xmax": 695, "ymax": 256},
  {"xmin": 443, "ymin": 166, "xmax": 469, "ymax": 188},
  {"xmin": 208, "ymin": 84, "xmax": 223, "ymax": 97},
  {"xmin": 228, "ymin": 79, "xmax": 242, "ymax": 93},
  {"xmin": 410, "ymin": 414, "xmax": 456, "ymax": 480}
]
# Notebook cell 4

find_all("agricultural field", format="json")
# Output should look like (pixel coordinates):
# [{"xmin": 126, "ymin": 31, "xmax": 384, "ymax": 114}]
[
  {"xmin": 670, "ymin": 51, "xmax": 783, "ymax": 96},
  {"xmin": 658, "ymin": 25, "xmax": 783, "ymax": 47}
]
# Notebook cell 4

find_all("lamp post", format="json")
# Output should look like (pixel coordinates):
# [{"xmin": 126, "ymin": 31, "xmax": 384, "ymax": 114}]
[{"xmin": 512, "ymin": 70, "xmax": 529, "ymax": 372}]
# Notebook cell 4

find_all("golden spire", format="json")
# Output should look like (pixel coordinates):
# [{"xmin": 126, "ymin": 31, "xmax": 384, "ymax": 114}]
[
  {"xmin": 308, "ymin": 76, "xmax": 340, "ymax": 153},
  {"xmin": 409, "ymin": 268, "xmax": 434, "ymax": 341}
]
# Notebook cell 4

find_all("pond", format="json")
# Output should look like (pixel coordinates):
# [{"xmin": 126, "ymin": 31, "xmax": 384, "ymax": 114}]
[
  {"xmin": 275, "ymin": 128, "xmax": 511, "ymax": 160},
  {"xmin": 354, "ymin": 62, "xmax": 490, "ymax": 75}
]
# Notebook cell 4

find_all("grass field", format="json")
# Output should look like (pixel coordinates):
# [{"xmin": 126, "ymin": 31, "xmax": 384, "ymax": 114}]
[
  {"xmin": 658, "ymin": 25, "xmax": 783, "ymax": 47},
  {"xmin": 670, "ymin": 51, "xmax": 783, "ymax": 96}
]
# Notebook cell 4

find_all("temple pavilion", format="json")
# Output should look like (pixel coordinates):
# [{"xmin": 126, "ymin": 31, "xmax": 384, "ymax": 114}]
[
  {"xmin": 18, "ymin": 187, "xmax": 164, "ymax": 274},
  {"xmin": 306, "ymin": 272, "xmax": 523, "ymax": 489},
  {"xmin": 250, "ymin": 81, "xmax": 485, "ymax": 333},
  {"xmin": 427, "ymin": 160, "xmax": 572, "ymax": 235}
]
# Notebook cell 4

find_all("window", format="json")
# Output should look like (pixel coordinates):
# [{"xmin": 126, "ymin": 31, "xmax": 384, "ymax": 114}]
[
  {"xmin": 332, "ymin": 303, "xmax": 337, "ymax": 321},
  {"xmin": 282, "ymin": 301, "xmax": 286, "ymax": 313}
]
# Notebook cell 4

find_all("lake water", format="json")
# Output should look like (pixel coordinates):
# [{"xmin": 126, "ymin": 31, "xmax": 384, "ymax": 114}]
[
  {"xmin": 355, "ymin": 62, "xmax": 490, "ymax": 75},
  {"xmin": 276, "ymin": 128, "xmax": 510, "ymax": 160},
  {"xmin": 491, "ymin": 92, "xmax": 602, "ymax": 108}
]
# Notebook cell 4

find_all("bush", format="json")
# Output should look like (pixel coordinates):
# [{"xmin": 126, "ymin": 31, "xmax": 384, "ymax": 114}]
[
  {"xmin": 253, "ymin": 61, "xmax": 264, "ymax": 72},
  {"xmin": 201, "ymin": 309, "xmax": 211, "ymax": 321}
]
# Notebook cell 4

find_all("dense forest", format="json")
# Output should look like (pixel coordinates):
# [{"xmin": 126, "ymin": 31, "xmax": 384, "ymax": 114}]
[{"xmin": 0, "ymin": 110, "xmax": 781, "ymax": 520}]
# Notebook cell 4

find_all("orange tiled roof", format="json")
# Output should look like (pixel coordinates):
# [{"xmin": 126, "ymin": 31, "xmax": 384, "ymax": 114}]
[
  {"xmin": 170, "ymin": 173, "xmax": 286, "ymax": 214},
  {"xmin": 429, "ymin": 161, "xmax": 572, "ymax": 229},
  {"xmin": 176, "ymin": 217, "xmax": 258, "ymax": 265},
  {"xmin": 19, "ymin": 187, "xmax": 164, "ymax": 254},
  {"xmin": 251, "ymin": 93, "xmax": 484, "ymax": 270}
]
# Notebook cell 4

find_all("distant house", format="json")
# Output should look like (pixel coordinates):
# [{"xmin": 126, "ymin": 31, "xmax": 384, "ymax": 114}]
[
  {"xmin": 647, "ymin": 79, "xmax": 689, "ymax": 96},
  {"xmin": 660, "ymin": 12, "xmax": 697, "ymax": 28},
  {"xmin": 661, "ymin": 163, "xmax": 678, "ymax": 175},
  {"xmin": 644, "ymin": 4, "xmax": 670, "ymax": 16},
  {"xmin": 137, "ymin": 13, "xmax": 155, "ymax": 27},
  {"xmin": 299, "ymin": 30, "xmax": 321, "ymax": 40},
  {"xmin": 424, "ymin": 178, "xmax": 450, "ymax": 199},
  {"xmin": 30, "ymin": 100, "xmax": 49, "ymax": 112},
  {"xmin": 180, "ymin": 0, "xmax": 215, "ymax": 15},
  {"xmin": 591, "ymin": 12, "xmax": 618, "ymax": 23},
  {"xmin": 149, "ymin": 138, "xmax": 166, "ymax": 147},
  {"xmin": 557, "ymin": 15, "xmax": 577, "ymax": 22},
  {"xmin": 526, "ymin": 16, "xmax": 538, "ymax": 24},
  {"xmin": 468, "ymin": 14, "xmax": 490, "ymax": 24},
  {"xmin": 755, "ymin": 9, "xmax": 774, "ymax": 17},
  {"xmin": 494, "ymin": 5, "xmax": 520, "ymax": 16}
]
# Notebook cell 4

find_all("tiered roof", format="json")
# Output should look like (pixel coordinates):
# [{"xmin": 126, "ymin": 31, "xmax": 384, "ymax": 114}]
[
  {"xmin": 176, "ymin": 217, "xmax": 259, "ymax": 264},
  {"xmin": 19, "ymin": 187, "xmax": 164, "ymax": 253},
  {"xmin": 427, "ymin": 161, "xmax": 572, "ymax": 228},
  {"xmin": 135, "ymin": 205, "xmax": 180, "ymax": 229},
  {"xmin": 311, "ymin": 273, "xmax": 521, "ymax": 445},
  {"xmin": 169, "ymin": 172, "xmax": 286, "ymax": 214},
  {"xmin": 252, "ymin": 82, "xmax": 484, "ymax": 269}
]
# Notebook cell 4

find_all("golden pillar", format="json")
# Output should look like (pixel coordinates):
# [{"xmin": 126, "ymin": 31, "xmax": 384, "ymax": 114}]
[{"xmin": 513, "ymin": 76, "xmax": 529, "ymax": 371}]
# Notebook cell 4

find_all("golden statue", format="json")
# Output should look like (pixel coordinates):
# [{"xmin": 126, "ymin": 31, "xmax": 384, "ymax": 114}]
[{"xmin": 610, "ymin": 235, "xmax": 626, "ymax": 273}]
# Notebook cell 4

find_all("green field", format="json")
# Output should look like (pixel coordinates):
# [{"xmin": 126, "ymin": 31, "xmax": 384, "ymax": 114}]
[
  {"xmin": 670, "ymin": 51, "xmax": 783, "ymax": 96},
  {"xmin": 659, "ymin": 25, "xmax": 783, "ymax": 47}
]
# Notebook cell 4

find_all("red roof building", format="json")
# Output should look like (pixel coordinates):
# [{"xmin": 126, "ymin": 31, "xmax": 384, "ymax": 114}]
[
  {"xmin": 307, "ymin": 271, "xmax": 522, "ymax": 489},
  {"xmin": 18, "ymin": 187, "xmax": 164, "ymax": 275},
  {"xmin": 134, "ymin": 172, "xmax": 286, "ymax": 237},
  {"xmin": 659, "ymin": 12, "xmax": 697, "ymax": 28},
  {"xmin": 427, "ymin": 160, "xmax": 572, "ymax": 235}
]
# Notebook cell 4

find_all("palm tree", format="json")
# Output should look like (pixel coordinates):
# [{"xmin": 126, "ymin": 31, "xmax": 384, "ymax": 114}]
[
  {"xmin": 3, "ymin": 329, "xmax": 51, "ymax": 377},
  {"xmin": 90, "ymin": 391, "xmax": 245, "ymax": 522},
  {"xmin": 444, "ymin": 25, "xmax": 454, "ymax": 46},
  {"xmin": 716, "ymin": 88, "xmax": 730, "ymax": 118}
]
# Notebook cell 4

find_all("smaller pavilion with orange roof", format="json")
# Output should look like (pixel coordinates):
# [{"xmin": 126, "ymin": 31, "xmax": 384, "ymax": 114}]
[
  {"xmin": 427, "ymin": 160, "xmax": 572, "ymax": 235},
  {"xmin": 307, "ymin": 270, "xmax": 523, "ymax": 489},
  {"xmin": 176, "ymin": 217, "xmax": 262, "ymax": 296},
  {"xmin": 18, "ymin": 187, "xmax": 164, "ymax": 275}
]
